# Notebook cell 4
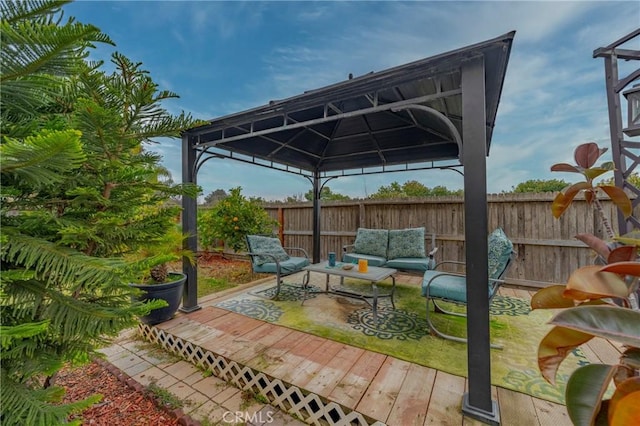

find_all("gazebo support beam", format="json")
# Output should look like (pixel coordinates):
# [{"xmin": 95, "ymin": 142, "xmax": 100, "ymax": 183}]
[
  {"xmin": 461, "ymin": 55, "xmax": 499, "ymax": 425},
  {"xmin": 180, "ymin": 134, "xmax": 201, "ymax": 313}
]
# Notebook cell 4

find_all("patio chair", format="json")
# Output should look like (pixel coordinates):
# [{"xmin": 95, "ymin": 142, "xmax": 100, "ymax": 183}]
[
  {"xmin": 245, "ymin": 235, "xmax": 310, "ymax": 299},
  {"xmin": 421, "ymin": 228, "xmax": 515, "ymax": 348}
]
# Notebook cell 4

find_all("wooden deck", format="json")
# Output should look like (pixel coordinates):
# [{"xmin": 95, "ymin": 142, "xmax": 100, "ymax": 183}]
[{"xmin": 144, "ymin": 274, "xmax": 621, "ymax": 426}]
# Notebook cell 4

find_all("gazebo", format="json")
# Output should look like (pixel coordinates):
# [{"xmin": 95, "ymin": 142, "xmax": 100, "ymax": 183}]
[{"xmin": 180, "ymin": 31, "xmax": 515, "ymax": 425}]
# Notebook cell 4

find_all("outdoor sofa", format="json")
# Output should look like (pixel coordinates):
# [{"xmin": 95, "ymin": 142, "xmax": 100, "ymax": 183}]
[{"xmin": 342, "ymin": 227, "xmax": 437, "ymax": 273}]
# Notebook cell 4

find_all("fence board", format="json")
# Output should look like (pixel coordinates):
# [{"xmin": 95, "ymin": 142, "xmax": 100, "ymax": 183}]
[{"xmin": 253, "ymin": 193, "xmax": 627, "ymax": 289}]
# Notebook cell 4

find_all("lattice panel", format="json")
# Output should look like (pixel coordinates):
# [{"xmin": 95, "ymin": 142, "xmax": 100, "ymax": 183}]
[{"xmin": 138, "ymin": 323, "xmax": 386, "ymax": 426}]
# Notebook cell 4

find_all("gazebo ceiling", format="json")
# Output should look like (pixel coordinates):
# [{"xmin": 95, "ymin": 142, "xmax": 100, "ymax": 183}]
[{"xmin": 184, "ymin": 31, "xmax": 514, "ymax": 177}]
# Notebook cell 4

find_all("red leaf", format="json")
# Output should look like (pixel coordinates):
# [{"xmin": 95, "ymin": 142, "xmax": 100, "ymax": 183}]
[
  {"xmin": 607, "ymin": 246, "xmax": 638, "ymax": 264},
  {"xmin": 538, "ymin": 326, "xmax": 594, "ymax": 384},
  {"xmin": 574, "ymin": 142, "xmax": 604, "ymax": 169},
  {"xmin": 599, "ymin": 186, "xmax": 633, "ymax": 218},
  {"xmin": 551, "ymin": 163, "xmax": 581, "ymax": 173},
  {"xmin": 601, "ymin": 261, "xmax": 640, "ymax": 277},
  {"xmin": 575, "ymin": 233, "xmax": 611, "ymax": 260},
  {"xmin": 531, "ymin": 285, "xmax": 576, "ymax": 309}
]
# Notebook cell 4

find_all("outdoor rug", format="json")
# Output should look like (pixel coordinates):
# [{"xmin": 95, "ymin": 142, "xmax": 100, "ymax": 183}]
[{"xmin": 213, "ymin": 276, "xmax": 589, "ymax": 404}]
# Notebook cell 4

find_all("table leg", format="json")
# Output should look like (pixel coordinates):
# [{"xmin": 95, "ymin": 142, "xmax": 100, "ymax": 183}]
[
  {"xmin": 390, "ymin": 275, "xmax": 396, "ymax": 309},
  {"xmin": 372, "ymin": 283, "xmax": 379, "ymax": 327}
]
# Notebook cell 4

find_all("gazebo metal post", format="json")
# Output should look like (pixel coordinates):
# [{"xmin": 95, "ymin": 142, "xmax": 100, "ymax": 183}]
[
  {"xmin": 180, "ymin": 134, "xmax": 201, "ymax": 313},
  {"xmin": 460, "ymin": 55, "xmax": 499, "ymax": 425},
  {"xmin": 312, "ymin": 172, "xmax": 321, "ymax": 263}
]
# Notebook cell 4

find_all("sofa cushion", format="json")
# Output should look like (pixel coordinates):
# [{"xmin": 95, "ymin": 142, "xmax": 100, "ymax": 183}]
[
  {"xmin": 246, "ymin": 235, "xmax": 290, "ymax": 266},
  {"xmin": 385, "ymin": 257, "xmax": 432, "ymax": 272},
  {"xmin": 342, "ymin": 252, "xmax": 387, "ymax": 267},
  {"xmin": 387, "ymin": 227, "xmax": 426, "ymax": 259},
  {"xmin": 353, "ymin": 228, "xmax": 389, "ymax": 258},
  {"xmin": 488, "ymin": 228, "xmax": 513, "ymax": 280}
]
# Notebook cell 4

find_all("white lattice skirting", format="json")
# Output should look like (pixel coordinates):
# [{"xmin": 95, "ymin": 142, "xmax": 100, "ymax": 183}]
[{"xmin": 138, "ymin": 323, "xmax": 386, "ymax": 426}]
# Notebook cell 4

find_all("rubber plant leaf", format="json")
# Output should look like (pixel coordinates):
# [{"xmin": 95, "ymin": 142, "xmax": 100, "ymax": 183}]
[
  {"xmin": 538, "ymin": 326, "xmax": 593, "ymax": 384},
  {"xmin": 550, "ymin": 305, "xmax": 640, "ymax": 347},
  {"xmin": 550, "ymin": 163, "xmax": 582, "ymax": 173},
  {"xmin": 530, "ymin": 285, "xmax": 575, "ymax": 309},
  {"xmin": 552, "ymin": 182, "xmax": 591, "ymax": 218},
  {"xmin": 584, "ymin": 167, "xmax": 612, "ymax": 180},
  {"xmin": 606, "ymin": 247, "xmax": 638, "ymax": 265},
  {"xmin": 565, "ymin": 364, "xmax": 615, "ymax": 426},
  {"xmin": 574, "ymin": 142, "xmax": 606, "ymax": 169},
  {"xmin": 609, "ymin": 378, "xmax": 640, "ymax": 426},
  {"xmin": 599, "ymin": 185, "xmax": 633, "ymax": 218},
  {"xmin": 614, "ymin": 229, "xmax": 640, "ymax": 247},
  {"xmin": 564, "ymin": 265, "xmax": 630, "ymax": 300},
  {"xmin": 575, "ymin": 234, "xmax": 611, "ymax": 260},
  {"xmin": 620, "ymin": 347, "xmax": 640, "ymax": 370}
]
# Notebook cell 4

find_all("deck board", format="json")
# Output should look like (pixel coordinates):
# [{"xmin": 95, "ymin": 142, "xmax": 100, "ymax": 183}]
[
  {"xmin": 304, "ymin": 344, "xmax": 365, "ymax": 397},
  {"xmin": 423, "ymin": 371, "xmax": 465, "ymax": 425},
  {"xmin": 387, "ymin": 363, "xmax": 436, "ymax": 426},
  {"xmin": 497, "ymin": 387, "xmax": 540, "ymax": 426},
  {"xmin": 328, "ymin": 350, "xmax": 387, "ymax": 409},
  {"xmin": 145, "ymin": 280, "xmax": 622, "ymax": 425},
  {"xmin": 356, "ymin": 357, "xmax": 411, "ymax": 421}
]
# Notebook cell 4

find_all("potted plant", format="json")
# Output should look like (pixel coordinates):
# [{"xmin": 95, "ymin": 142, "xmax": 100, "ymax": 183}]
[
  {"xmin": 128, "ymin": 226, "xmax": 195, "ymax": 325},
  {"xmin": 531, "ymin": 142, "xmax": 640, "ymax": 425}
]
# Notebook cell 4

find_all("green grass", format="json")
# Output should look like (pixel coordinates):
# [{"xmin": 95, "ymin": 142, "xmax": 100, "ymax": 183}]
[{"xmin": 197, "ymin": 277, "xmax": 238, "ymax": 298}]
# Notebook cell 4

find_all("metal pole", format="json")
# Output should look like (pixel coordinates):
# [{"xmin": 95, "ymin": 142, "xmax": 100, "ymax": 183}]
[
  {"xmin": 461, "ymin": 55, "xmax": 499, "ymax": 425},
  {"xmin": 180, "ymin": 134, "xmax": 201, "ymax": 313},
  {"xmin": 312, "ymin": 172, "xmax": 321, "ymax": 263}
]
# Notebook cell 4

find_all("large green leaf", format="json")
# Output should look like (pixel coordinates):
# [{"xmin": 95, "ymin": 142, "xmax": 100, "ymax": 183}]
[
  {"xmin": 550, "ymin": 305, "xmax": 640, "ymax": 347},
  {"xmin": 538, "ymin": 326, "xmax": 594, "ymax": 384},
  {"xmin": 565, "ymin": 266, "xmax": 631, "ymax": 300},
  {"xmin": 565, "ymin": 364, "xmax": 615, "ymax": 426}
]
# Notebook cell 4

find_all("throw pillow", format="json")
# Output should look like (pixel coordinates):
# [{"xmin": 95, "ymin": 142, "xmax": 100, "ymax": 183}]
[
  {"xmin": 353, "ymin": 228, "xmax": 389, "ymax": 258},
  {"xmin": 487, "ymin": 228, "xmax": 513, "ymax": 280},
  {"xmin": 387, "ymin": 227, "xmax": 426, "ymax": 259},
  {"xmin": 246, "ymin": 235, "xmax": 290, "ymax": 266}
]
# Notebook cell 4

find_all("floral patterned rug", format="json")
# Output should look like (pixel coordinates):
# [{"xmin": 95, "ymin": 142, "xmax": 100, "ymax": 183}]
[{"xmin": 214, "ymin": 277, "xmax": 588, "ymax": 404}]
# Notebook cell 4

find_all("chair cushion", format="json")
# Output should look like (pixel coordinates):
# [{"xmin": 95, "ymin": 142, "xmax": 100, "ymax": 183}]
[
  {"xmin": 488, "ymin": 228, "xmax": 513, "ymax": 280},
  {"xmin": 387, "ymin": 227, "xmax": 426, "ymax": 259},
  {"xmin": 385, "ymin": 257, "xmax": 432, "ymax": 272},
  {"xmin": 246, "ymin": 235, "xmax": 290, "ymax": 266},
  {"xmin": 353, "ymin": 228, "xmax": 389, "ymax": 258},
  {"xmin": 421, "ymin": 270, "xmax": 468, "ymax": 301},
  {"xmin": 252, "ymin": 256, "xmax": 310, "ymax": 274},
  {"xmin": 342, "ymin": 252, "xmax": 387, "ymax": 267}
]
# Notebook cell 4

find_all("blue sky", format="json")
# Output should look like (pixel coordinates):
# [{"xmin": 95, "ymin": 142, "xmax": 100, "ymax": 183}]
[{"xmin": 63, "ymin": 1, "xmax": 640, "ymax": 201}]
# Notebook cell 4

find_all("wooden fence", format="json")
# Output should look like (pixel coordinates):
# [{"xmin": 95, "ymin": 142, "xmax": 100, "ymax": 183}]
[{"xmin": 259, "ymin": 193, "xmax": 630, "ymax": 289}]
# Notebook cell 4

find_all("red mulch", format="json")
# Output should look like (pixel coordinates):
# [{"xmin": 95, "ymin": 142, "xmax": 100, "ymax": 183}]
[
  {"xmin": 57, "ymin": 253, "xmax": 253, "ymax": 425},
  {"xmin": 58, "ymin": 361, "xmax": 181, "ymax": 425}
]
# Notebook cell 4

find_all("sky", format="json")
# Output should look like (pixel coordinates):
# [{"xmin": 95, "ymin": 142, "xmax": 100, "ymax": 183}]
[{"xmin": 63, "ymin": 1, "xmax": 640, "ymax": 201}]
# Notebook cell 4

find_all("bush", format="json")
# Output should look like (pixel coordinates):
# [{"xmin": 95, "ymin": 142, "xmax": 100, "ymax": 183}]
[{"xmin": 199, "ymin": 187, "xmax": 278, "ymax": 252}]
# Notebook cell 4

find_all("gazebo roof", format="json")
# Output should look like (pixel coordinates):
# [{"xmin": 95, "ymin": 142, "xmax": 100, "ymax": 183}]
[{"xmin": 184, "ymin": 31, "xmax": 515, "ymax": 177}]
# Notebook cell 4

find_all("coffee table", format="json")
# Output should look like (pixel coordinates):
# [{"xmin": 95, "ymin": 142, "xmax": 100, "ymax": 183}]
[{"xmin": 302, "ymin": 261, "xmax": 397, "ymax": 326}]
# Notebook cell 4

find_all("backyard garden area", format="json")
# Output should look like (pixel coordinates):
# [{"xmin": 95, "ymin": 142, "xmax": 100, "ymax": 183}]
[{"xmin": 2, "ymin": 2, "xmax": 639, "ymax": 425}]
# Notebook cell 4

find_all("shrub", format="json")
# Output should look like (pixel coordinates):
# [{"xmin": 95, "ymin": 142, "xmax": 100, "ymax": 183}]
[{"xmin": 199, "ymin": 187, "xmax": 279, "ymax": 252}]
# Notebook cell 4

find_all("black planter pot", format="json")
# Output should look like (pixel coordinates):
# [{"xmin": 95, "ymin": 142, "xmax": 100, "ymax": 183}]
[{"xmin": 129, "ymin": 272, "xmax": 186, "ymax": 325}]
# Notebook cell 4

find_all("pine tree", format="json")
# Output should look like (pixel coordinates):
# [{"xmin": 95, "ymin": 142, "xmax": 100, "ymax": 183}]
[{"xmin": 1, "ymin": 1, "xmax": 200, "ymax": 423}]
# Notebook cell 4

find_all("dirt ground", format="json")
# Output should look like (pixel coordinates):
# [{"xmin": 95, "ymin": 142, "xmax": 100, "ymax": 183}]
[{"xmin": 58, "ymin": 254, "xmax": 254, "ymax": 425}]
